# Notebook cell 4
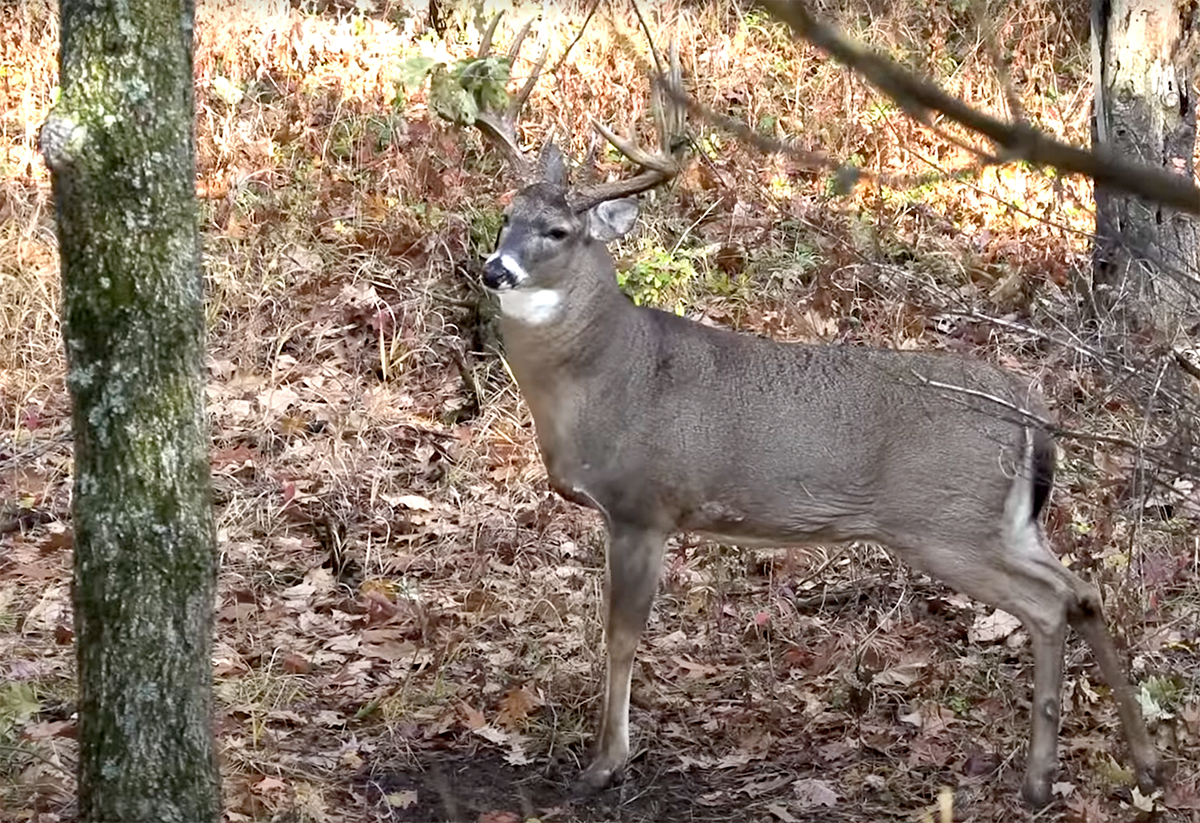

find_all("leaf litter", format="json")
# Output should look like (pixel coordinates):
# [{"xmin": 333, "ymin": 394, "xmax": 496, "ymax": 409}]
[{"xmin": 3, "ymin": 2, "xmax": 1200, "ymax": 822}]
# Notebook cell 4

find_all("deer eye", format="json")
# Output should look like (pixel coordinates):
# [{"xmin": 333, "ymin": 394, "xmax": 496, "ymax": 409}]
[{"xmin": 546, "ymin": 226, "xmax": 570, "ymax": 241}]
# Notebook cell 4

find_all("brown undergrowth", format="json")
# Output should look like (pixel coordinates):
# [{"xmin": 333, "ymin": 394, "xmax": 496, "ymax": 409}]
[{"xmin": 2, "ymin": 1, "xmax": 1199, "ymax": 821}]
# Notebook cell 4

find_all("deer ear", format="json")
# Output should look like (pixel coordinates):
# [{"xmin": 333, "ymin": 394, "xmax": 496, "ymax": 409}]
[
  {"xmin": 587, "ymin": 198, "xmax": 639, "ymax": 242},
  {"xmin": 539, "ymin": 143, "xmax": 568, "ymax": 187}
]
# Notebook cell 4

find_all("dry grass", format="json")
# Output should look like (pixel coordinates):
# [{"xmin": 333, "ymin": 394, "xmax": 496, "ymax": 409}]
[{"xmin": 2, "ymin": 1, "xmax": 1198, "ymax": 821}]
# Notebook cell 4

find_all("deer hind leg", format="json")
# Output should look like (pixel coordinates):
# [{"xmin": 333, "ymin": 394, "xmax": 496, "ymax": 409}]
[
  {"xmin": 1023, "ymin": 601, "xmax": 1067, "ymax": 808},
  {"xmin": 1004, "ymin": 521, "xmax": 1160, "ymax": 802},
  {"xmin": 1068, "ymin": 587, "xmax": 1161, "ymax": 794},
  {"xmin": 895, "ymin": 522, "xmax": 1086, "ymax": 807},
  {"xmin": 950, "ymin": 518, "xmax": 1157, "ymax": 807},
  {"xmin": 578, "ymin": 521, "xmax": 667, "ymax": 791}
]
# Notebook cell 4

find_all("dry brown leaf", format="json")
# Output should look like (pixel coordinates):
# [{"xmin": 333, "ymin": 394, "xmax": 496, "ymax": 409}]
[
  {"xmin": 459, "ymin": 701, "xmax": 485, "ymax": 730},
  {"xmin": 496, "ymin": 686, "xmax": 540, "ymax": 730},
  {"xmin": 254, "ymin": 776, "xmax": 287, "ymax": 794},
  {"xmin": 281, "ymin": 653, "xmax": 311, "ymax": 674},
  {"xmin": 968, "ymin": 609, "xmax": 1022, "ymax": 644},
  {"xmin": 791, "ymin": 778, "xmax": 837, "ymax": 808}
]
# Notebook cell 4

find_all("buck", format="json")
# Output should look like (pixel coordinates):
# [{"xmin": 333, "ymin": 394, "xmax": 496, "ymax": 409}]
[{"xmin": 471, "ymin": 35, "xmax": 1160, "ymax": 808}]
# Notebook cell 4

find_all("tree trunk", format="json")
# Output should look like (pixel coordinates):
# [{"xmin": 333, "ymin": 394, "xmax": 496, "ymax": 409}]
[
  {"xmin": 39, "ymin": 1, "xmax": 219, "ymax": 821},
  {"xmin": 1091, "ymin": 0, "xmax": 1200, "ymax": 343}
]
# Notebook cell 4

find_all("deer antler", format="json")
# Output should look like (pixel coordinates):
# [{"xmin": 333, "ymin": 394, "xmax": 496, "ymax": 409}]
[
  {"xmin": 472, "ymin": 14, "xmax": 548, "ymax": 180},
  {"xmin": 569, "ymin": 41, "xmax": 689, "ymax": 212}
]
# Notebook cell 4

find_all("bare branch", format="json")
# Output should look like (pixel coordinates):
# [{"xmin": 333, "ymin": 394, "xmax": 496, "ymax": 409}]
[
  {"xmin": 757, "ymin": 0, "xmax": 1200, "ymax": 216},
  {"xmin": 549, "ymin": 0, "xmax": 603, "ymax": 77},
  {"xmin": 910, "ymin": 371, "xmax": 1197, "ymax": 473}
]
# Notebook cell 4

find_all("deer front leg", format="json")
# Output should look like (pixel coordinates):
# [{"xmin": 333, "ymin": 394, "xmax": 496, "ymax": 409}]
[
  {"xmin": 578, "ymin": 522, "xmax": 666, "ymax": 791},
  {"xmin": 1022, "ymin": 621, "xmax": 1066, "ymax": 808}
]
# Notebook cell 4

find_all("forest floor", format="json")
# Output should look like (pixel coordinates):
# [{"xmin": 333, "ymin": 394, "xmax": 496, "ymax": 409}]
[{"xmin": 2, "ymin": 1, "xmax": 1200, "ymax": 822}]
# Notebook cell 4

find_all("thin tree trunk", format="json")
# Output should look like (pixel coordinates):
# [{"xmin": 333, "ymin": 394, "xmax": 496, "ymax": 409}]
[
  {"xmin": 1091, "ymin": 0, "xmax": 1200, "ymax": 343},
  {"xmin": 39, "ymin": 1, "xmax": 219, "ymax": 821}
]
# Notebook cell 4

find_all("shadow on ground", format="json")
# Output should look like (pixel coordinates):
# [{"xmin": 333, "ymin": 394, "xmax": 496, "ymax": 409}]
[{"xmin": 357, "ymin": 749, "xmax": 921, "ymax": 823}]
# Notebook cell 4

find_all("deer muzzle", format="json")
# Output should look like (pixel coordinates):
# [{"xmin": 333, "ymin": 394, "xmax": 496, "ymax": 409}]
[{"xmin": 483, "ymin": 252, "xmax": 527, "ymax": 291}]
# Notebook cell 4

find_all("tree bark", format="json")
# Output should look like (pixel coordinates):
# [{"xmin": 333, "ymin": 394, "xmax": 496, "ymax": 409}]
[
  {"xmin": 39, "ymin": 1, "xmax": 219, "ymax": 821},
  {"xmin": 1091, "ymin": 0, "xmax": 1200, "ymax": 343}
]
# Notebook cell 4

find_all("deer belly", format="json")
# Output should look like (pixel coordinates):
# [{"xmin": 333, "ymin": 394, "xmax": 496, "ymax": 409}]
[{"xmin": 681, "ymin": 488, "xmax": 878, "ymax": 547}]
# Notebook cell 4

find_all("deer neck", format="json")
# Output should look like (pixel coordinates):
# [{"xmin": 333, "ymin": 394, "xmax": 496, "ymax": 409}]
[
  {"xmin": 497, "ymin": 247, "xmax": 636, "ymax": 376},
  {"xmin": 496, "ymin": 250, "xmax": 641, "ymax": 501}
]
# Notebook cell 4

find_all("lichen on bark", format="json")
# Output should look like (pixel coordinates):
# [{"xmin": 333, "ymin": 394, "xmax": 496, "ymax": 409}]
[{"xmin": 41, "ymin": 0, "xmax": 220, "ymax": 821}]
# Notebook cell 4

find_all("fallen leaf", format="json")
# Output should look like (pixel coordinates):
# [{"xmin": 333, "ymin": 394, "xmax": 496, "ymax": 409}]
[
  {"xmin": 314, "ymin": 710, "xmax": 346, "ymax": 727},
  {"xmin": 385, "ymin": 790, "xmax": 417, "ymax": 808},
  {"xmin": 20, "ymin": 720, "xmax": 74, "ymax": 741},
  {"xmin": 459, "ymin": 702, "xmax": 486, "ymax": 730},
  {"xmin": 261, "ymin": 386, "xmax": 301, "ymax": 414},
  {"xmin": 265, "ymin": 710, "xmax": 307, "ymax": 726},
  {"xmin": 496, "ymin": 687, "xmax": 539, "ymax": 730},
  {"xmin": 792, "ymin": 777, "xmax": 837, "ymax": 808},
  {"xmin": 968, "ymin": 609, "xmax": 1022, "ymax": 644},
  {"xmin": 254, "ymin": 776, "xmax": 287, "ymax": 794},
  {"xmin": 1131, "ymin": 786, "xmax": 1160, "ymax": 812},
  {"xmin": 503, "ymin": 744, "xmax": 530, "ymax": 766},
  {"xmin": 282, "ymin": 653, "xmax": 311, "ymax": 674},
  {"xmin": 390, "ymin": 494, "xmax": 433, "ymax": 511},
  {"xmin": 874, "ymin": 654, "xmax": 928, "ymax": 687}
]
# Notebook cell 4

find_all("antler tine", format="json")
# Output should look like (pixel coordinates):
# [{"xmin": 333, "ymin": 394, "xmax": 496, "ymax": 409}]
[
  {"xmin": 474, "ymin": 112, "xmax": 529, "ymax": 177},
  {"xmin": 657, "ymin": 42, "xmax": 685, "ymax": 154},
  {"xmin": 509, "ymin": 43, "xmax": 549, "ymax": 125},
  {"xmin": 570, "ymin": 41, "xmax": 688, "ymax": 212},
  {"xmin": 473, "ymin": 14, "xmax": 549, "ymax": 181},
  {"xmin": 506, "ymin": 17, "xmax": 534, "ymax": 64},
  {"xmin": 477, "ymin": 12, "xmax": 504, "ymax": 59}
]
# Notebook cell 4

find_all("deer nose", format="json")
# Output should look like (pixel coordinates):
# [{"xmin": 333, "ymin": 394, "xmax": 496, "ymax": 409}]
[{"xmin": 483, "ymin": 252, "xmax": 526, "ymax": 291}]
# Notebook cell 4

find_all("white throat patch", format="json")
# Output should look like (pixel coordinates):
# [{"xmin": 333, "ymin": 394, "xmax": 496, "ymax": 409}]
[{"xmin": 498, "ymin": 288, "xmax": 564, "ymax": 325}]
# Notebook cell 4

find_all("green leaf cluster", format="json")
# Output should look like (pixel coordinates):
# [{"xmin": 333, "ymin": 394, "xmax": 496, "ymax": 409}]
[
  {"xmin": 618, "ymin": 245, "xmax": 697, "ymax": 312},
  {"xmin": 397, "ymin": 54, "xmax": 511, "ymax": 126}
]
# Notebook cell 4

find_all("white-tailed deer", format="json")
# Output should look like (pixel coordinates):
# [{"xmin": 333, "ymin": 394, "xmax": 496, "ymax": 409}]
[{"xmin": 472, "ymin": 40, "xmax": 1160, "ymax": 808}]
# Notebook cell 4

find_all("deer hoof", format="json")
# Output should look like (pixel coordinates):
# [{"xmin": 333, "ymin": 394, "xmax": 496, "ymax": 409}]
[
  {"xmin": 576, "ymin": 760, "xmax": 624, "ymax": 793},
  {"xmin": 1136, "ymin": 753, "xmax": 1164, "ymax": 795},
  {"xmin": 1021, "ymin": 773, "xmax": 1053, "ymax": 809}
]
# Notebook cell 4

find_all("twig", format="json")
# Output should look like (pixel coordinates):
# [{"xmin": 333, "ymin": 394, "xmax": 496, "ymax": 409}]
[
  {"xmin": 549, "ymin": 0, "xmax": 603, "ymax": 78},
  {"xmin": 909, "ymin": 371, "xmax": 1193, "ymax": 469},
  {"xmin": 0, "ymin": 431, "xmax": 73, "ymax": 473},
  {"xmin": 909, "ymin": 372, "xmax": 1054, "ymax": 428},
  {"xmin": 1174, "ymin": 348, "xmax": 1200, "ymax": 382},
  {"xmin": 942, "ymin": 310, "xmax": 1138, "ymax": 377},
  {"xmin": 628, "ymin": 0, "xmax": 665, "ymax": 80},
  {"xmin": 0, "ymin": 743, "xmax": 75, "ymax": 778},
  {"xmin": 973, "ymin": 0, "xmax": 1025, "ymax": 125},
  {"xmin": 790, "ymin": 546, "xmax": 848, "ymax": 593}
]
